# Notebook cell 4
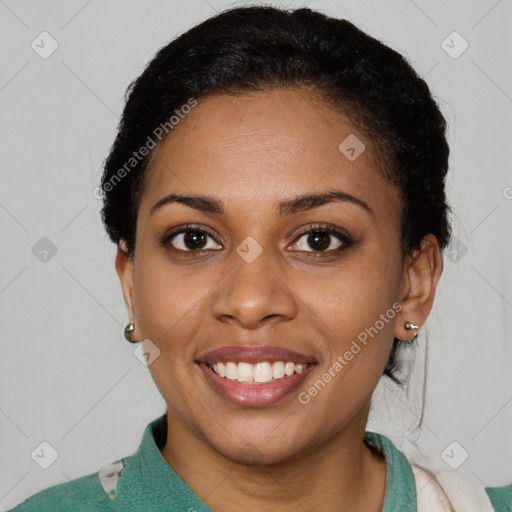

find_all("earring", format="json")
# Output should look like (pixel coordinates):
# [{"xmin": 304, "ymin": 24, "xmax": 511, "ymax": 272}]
[
  {"xmin": 124, "ymin": 322, "xmax": 138, "ymax": 343},
  {"xmin": 402, "ymin": 321, "xmax": 419, "ymax": 345}
]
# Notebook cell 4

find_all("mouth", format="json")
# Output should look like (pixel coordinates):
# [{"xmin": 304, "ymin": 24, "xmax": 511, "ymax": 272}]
[{"xmin": 196, "ymin": 345, "xmax": 317, "ymax": 407}]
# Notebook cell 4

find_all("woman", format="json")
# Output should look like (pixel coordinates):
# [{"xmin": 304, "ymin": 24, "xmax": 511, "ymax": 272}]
[{"xmin": 9, "ymin": 5, "xmax": 511, "ymax": 512}]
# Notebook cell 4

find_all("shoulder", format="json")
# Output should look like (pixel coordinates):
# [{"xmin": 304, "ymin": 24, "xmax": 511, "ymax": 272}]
[
  {"xmin": 485, "ymin": 483, "xmax": 512, "ymax": 512},
  {"xmin": 6, "ymin": 460, "xmax": 124, "ymax": 512},
  {"xmin": 361, "ymin": 432, "xmax": 512, "ymax": 512},
  {"xmin": 410, "ymin": 463, "xmax": 512, "ymax": 512},
  {"xmin": 8, "ymin": 413, "xmax": 170, "ymax": 512}
]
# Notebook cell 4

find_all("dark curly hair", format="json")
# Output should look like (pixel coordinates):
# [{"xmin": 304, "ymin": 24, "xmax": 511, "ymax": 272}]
[{"xmin": 99, "ymin": 5, "xmax": 451, "ymax": 385}]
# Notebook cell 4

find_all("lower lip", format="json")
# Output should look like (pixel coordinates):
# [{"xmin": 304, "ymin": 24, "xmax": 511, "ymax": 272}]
[{"xmin": 198, "ymin": 362, "xmax": 315, "ymax": 407}]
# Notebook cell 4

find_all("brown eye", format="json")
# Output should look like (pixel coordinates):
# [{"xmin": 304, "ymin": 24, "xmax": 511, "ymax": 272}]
[
  {"xmin": 290, "ymin": 224, "xmax": 352, "ymax": 253},
  {"xmin": 295, "ymin": 231, "xmax": 342, "ymax": 252},
  {"xmin": 162, "ymin": 225, "xmax": 223, "ymax": 252}
]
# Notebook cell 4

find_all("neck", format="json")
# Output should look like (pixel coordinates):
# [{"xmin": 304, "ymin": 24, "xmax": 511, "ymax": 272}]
[{"xmin": 159, "ymin": 403, "xmax": 386, "ymax": 512}]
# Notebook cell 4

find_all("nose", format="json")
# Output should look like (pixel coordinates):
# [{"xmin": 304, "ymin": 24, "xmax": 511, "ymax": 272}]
[{"xmin": 211, "ymin": 246, "xmax": 299, "ymax": 330}]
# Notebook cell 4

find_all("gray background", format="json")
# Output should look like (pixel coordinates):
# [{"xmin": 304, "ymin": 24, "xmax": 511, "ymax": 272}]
[{"xmin": 1, "ymin": 0, "xmax": 511, "ymax": 508}]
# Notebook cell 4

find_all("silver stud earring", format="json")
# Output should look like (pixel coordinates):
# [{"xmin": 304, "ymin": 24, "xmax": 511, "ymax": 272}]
[
  {"xmin": 402, "ymin": 321, "xmax": 419, "ymax": 344},
  {"xmin": 124, "ymin": 322, "xmax": 138, "ymax": 343}
]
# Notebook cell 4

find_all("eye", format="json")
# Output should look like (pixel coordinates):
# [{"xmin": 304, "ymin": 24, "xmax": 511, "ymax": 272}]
[
  {"xmin": 290, "ymin": 223, "xmax": 353, "ymax": 253},
  {"xmin": 161, "ymin": 224, "xmax": 223, "ymax": 253}
]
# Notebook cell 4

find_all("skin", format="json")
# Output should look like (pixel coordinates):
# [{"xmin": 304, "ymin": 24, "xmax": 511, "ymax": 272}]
[{"xmin": 116, "ymin": 87, "xmax": 443, "ymax": 512}]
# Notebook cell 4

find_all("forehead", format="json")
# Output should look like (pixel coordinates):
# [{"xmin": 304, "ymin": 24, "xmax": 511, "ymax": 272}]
[{"xmin": 140, "ymin": 88, "xmax": 399, "ymax": 222}]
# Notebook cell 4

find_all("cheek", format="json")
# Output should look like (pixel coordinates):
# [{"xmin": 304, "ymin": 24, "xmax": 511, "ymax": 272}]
[
  {"xmin": 298, "ymin": 249, "xmax": 401, "ymax": 360},
  {"xmin": 132, "ymin": 252, "xmax": 222, "ymax": 351},
  {"xmin": 130, "ymin": 255, "xmax": 217, "ymax": 403},
  {"xmin": 294, "ymin": 260, "xmax": 399, "ymax": 420}
]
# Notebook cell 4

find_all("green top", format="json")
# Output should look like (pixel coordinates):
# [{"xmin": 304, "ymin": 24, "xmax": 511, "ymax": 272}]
[{"xmin": 8, "ymin": 412, "xmax": 512, "ymax": 511}]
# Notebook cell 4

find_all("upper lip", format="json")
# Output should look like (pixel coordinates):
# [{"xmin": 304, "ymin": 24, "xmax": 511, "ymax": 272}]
[{"xmin": 196, "ymin": 344, "xmax": 316, "ymax": 364}]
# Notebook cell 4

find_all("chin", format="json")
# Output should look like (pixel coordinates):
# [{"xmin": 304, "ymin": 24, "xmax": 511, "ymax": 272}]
[{"xmin": 210, "ymin": 433, "xmax": 306, "ymax": 467}]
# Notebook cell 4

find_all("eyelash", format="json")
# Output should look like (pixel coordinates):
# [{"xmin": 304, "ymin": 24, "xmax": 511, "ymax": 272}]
[
  {"xmin": 160, "ymin": 222, "xmax": 353, "ymax": 257},
  {"xmin": 293, "ymin": 223, "xmax": 353, "ymax": 254}
]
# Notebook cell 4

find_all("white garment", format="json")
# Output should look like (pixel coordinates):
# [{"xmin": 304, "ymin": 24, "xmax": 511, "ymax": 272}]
[{"xmin": 411, "ymin": 463, "xmax": 495, "ymax": 512}]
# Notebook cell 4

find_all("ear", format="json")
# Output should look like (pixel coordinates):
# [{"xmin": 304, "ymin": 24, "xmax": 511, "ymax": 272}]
[
  {"xmin": 115, "ymin": 240, "xmax": 137, "ymax": 333},
  {"xmin": 394, "ymin": 234, "xmax": 443, "ymax": 341}
]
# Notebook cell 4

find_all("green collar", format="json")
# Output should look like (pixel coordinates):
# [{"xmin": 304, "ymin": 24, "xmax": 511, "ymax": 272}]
[
  {"xmin": 364, "ymin": 430, "xmax": 417, "ymax": 510},
  {"xmin": 113, "ymin": 412, "xmax": 417, "ymax": 511}
]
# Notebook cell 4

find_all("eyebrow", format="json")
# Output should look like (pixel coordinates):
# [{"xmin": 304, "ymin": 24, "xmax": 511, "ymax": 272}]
[{"xmin": 149, "ymin": 189, "xmax": 373, "ymax": 217}]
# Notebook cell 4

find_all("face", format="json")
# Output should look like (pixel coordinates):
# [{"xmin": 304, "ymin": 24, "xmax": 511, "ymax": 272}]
[{"xmin": 118, "ymin": 88, "xmax": 413, "ymax": 465}]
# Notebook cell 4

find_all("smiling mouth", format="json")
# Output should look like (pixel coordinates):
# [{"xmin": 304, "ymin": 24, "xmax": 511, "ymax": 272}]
[
  {"xmin": 205, "ymin": 361, "xmax": 311, "ymax": 385},
  {"xmin": 196, "ymin": 344, "xmax": 317, "ymax": 406}
]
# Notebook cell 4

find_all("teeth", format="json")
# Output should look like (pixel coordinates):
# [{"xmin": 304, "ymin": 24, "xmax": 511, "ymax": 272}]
[
  {"xmin": 238, "ymin": 362, "xmax": 254, "ymax": 383},
  {"xmin": 215, "ymin": 362, "xmax": 226, "ymax": 378},
  {"xmin": 225, "ymin": 362, "xmax": 238, "ymax": 380},
  {"xmin": 284, "ymin": 362, "xmax": 295, "ymax": 376},
  {"xmin": 209, "ymin": 361, "xmax": 309, "ymax": 384},
  {"xmin": 254, "ymin": 362, "xmax": 273, "ymax": 383},
  {"xmin": 272, "ymin": 361, "xmax": 285, "ymax": 379}
]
